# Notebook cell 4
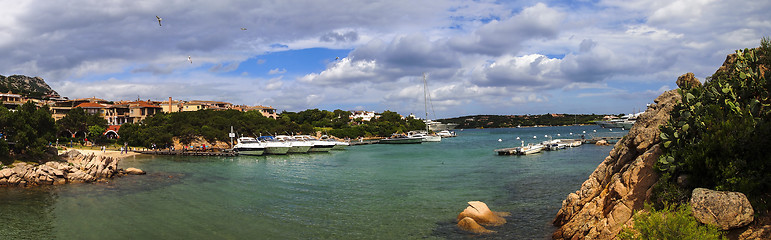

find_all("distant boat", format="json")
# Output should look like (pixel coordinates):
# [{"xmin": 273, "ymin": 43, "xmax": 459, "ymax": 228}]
[
  {"xmin": 436, "ymin": 130, "xmax": 456, "ymax": 137},
  {"xmin": 380, "ymin": 134, "xmax": 423, "ymax": 144},
  {"xmin": 233, "ymin": 137, "xmax": 265, "ymax": 156},
  {"xmin": 408, "ymin": 131, "xmax": 441, "ymax": 142},
  {"xmin": 419, "ymin": 73, "xmax": 444, "ymax": 141},
  {"xmin": 595, "ymin": 112, "xmax": 642, "ymax": 128}
]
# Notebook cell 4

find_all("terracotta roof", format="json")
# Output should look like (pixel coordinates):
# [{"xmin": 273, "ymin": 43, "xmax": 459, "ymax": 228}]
[
  {"xmin": 129, "ymin": 101, "xmax": 161, "ymax": 108},
  {"xmin": 106, "ymin": 125, "xmax": 121, "ymax": 132},
  {"xmin": 75, "ymin": 102, "xmax": 107, "ymax": 108}
]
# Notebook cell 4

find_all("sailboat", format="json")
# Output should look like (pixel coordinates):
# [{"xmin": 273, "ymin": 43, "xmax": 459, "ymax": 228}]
[{"xmin": 417, "ymin": 73, "xmax": 442, "ymax": 142}]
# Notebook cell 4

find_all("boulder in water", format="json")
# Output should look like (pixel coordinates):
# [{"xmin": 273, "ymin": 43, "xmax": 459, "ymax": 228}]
[
  {"xmin": 124, "ymin": 167, "xmax": 146, "ymax": 175},
  {"xmin": 457, "ymin": 201, "xmax": 507, "ymax": 227}
]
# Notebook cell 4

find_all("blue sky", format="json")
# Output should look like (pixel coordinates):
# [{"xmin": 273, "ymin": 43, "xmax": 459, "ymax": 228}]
[{"xmin": 0, "ymin": 0, "xmax": 768, "ymax": 118}]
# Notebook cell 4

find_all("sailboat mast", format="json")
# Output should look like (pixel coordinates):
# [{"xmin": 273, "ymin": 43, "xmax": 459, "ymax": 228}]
[{"xmin": 423, "ymin": 73, "xmax": 429, "ymax": 132}]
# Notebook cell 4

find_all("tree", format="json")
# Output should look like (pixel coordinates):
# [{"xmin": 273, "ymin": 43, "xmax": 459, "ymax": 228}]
[
  {"xmin": 57, "ymin": 107, "xmax": 107, "ymax": 138},
  {"xmin": 5, "ymin": 101, "xmax": 56, "ymax": 160}
]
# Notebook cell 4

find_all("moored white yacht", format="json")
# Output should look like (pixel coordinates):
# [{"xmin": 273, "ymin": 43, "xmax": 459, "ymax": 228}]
[
  {"xmin": 233, "ymin": 137, "xmax": 266, "ymax": 156},
  {"xmin": 276, "ymin": 135, "xmax": 312, "ymax": 153},
  {"xmin": 294, "ymin": 135, "xmax": 336, "ymax": 152},
  {"xmin": 258, "ymin": 136, "xmax": 291, "ymax": 155}
]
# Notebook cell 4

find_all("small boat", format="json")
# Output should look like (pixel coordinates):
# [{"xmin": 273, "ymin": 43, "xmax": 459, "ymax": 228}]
[
  {"xmin": 408, "ymin": 131, "xmax": 441, "ymax": 142},
  {"xmin": 436, "ymin": 130, "xmax": 456, "ymax": 137},
  {"xmin": 515, "ymin": 142, "xmax": 544, "ymax": 155},
  {"xmin": 380, "ymin": 134, "xmax": 423, "ymax": 144},
  {"xmin": 233, "ymin": 137, "xmax": 266, "ymax": 156},
  {"xmin": 276, "ymin": 135, "xmax": 312, "ymax": 153},
  {"xmin": 258, "ymin": 136, "xmax": 291, "ymax": 155}
]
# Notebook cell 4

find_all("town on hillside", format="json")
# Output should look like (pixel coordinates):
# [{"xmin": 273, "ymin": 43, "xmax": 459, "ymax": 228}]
[{"xmin": 1, "ymin": 92, "xmax": 277, "ymax": 131}]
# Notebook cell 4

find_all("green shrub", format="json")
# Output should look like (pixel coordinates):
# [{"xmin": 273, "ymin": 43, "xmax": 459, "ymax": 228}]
[
  {"xmin": 618, "ymin": 203, "xmax": 725, "ymax": 240},
  {"xmin": 655, "ymin": 37, "xmax": 771, "ymax": 210}
]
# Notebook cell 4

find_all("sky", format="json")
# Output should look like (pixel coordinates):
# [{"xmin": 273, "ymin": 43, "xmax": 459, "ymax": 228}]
[{"xmin": 0, "ymin": 0, "xmax": 769, "ymax": 118}]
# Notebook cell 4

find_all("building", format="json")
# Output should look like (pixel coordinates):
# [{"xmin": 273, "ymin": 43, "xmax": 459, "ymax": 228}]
[
  {"xmin": 234, "ymin": 105, "xmax": 278, "ymax": 119},
  {"xmin": 350, "ymin": 111, "xmax": 377, "ymax": 122},
  {"xmin": 0, "ymin": 92, "xmax": 23, "ymax": 109},
  {"xmin": 105, "ymin": 100, "xmax": 162, "ymax": 125}
]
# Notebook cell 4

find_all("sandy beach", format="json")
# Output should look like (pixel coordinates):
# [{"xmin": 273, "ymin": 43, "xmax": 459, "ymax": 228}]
[{"xmin": 58, "ymin": 148, "xmax": 142, "ymax": 159}]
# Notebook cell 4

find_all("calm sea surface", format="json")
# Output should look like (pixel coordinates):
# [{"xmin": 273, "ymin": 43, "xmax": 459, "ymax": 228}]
[{"xmin": 0, "ymin": 126, "xmax": 626, "ymax": 239}]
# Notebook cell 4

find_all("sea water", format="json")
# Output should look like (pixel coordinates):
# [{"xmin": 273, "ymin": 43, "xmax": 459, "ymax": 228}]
[{"xmin": 0, "ymin": 126, "xmax": 625, "ymax": 239}]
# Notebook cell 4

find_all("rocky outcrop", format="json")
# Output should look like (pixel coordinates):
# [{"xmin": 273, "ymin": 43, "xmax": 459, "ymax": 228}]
[
  {"xmin": 456, "ymin": 201, "xmax": 510, "ymax": 234},
  {"xmin": 0, "ymin": 150, "xmax": 140, "ymax": 187},
  {"xmin": 676, "ymin": 72, "xmax": 702, "ymax": 89},
  {"xmin": 691, "ymin": 188, "xmax": 754, "ymax": 230},
  {"xmin": 0, "ymin": 74, "xmax": 59, "ymax": 97},
  {"xmin": 552, "ymin": 86, "xmax": 683, "ymax": 239}
]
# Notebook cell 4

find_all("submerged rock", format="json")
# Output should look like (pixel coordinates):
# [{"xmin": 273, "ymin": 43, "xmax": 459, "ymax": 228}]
[
  {"xmin": 691, "ymin": 188, "xmax": 754, "ymax": 230},
  {"xmin": 457, "ymin": 217, "xmax": 494, "ymax": 234},
  {"xmin": 455, "ymin": 201, "xmax": 509, "ymax": 234},
  {"xmin": 124, "ymin": 167, "xmax": 146, "ymax": 175}
]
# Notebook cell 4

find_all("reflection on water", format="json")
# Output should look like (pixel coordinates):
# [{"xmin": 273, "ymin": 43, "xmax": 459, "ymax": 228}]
[
  {"xmin": 0, "ymin": 126, "xmax": 621, "ymax": 239},
  {"xmin": 0, "ymin": 187, "xmax": 56, "ymax": 239}
]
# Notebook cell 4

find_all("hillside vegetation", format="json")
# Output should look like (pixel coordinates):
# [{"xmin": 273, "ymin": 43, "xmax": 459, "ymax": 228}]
[
  {"xmin": 440, "ymin": 114, "xmax": 604, "ymax": 128},
  {"xmin": 652, "ymin": 38, "xmax": 771, "ymax": 210}
]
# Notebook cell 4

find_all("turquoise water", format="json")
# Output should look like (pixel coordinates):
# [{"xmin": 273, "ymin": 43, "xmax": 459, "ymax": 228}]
[{"xmin": 0, "ymin": 126, "xmax": 625, "ymax": 239}]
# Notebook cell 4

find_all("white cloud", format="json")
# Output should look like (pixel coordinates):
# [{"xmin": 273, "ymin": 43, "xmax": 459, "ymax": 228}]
[{"xmin": 268, "ymin": 68, "xmax": 287, "ymax": 75}]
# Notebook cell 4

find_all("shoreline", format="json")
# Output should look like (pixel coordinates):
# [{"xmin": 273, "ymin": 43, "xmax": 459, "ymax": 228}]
[{"xmin": 56, "ymin": 148, "xmax": 142, "ymax": 159}]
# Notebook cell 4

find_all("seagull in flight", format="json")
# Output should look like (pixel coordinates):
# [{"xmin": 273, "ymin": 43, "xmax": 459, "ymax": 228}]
[
  {"xmin": 188, "ymin": 56, "xmax": 192, "ymax": 64},
  {"xmin": 156, "ymin": 16, "xmax": 162, "ymax": 26}
]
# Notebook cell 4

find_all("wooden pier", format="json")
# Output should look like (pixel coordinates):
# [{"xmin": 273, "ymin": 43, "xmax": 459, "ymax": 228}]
[{"xmin": 133, "ymin": 150, "xmax": 239, "ymax": 157}]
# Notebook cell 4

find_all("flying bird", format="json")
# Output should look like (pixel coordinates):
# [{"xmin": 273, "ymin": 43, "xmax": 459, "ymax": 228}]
[
  {"xmin": 156, "ymin": 16, "xmax": 162, "ymax": 26},
  {"xmin": 188, "ymin": 56, "xmax": 192, "ymax": 64},
  {"xmin": 335, "ymin": 57, "xmax": 339, "ymax": 60},
  {"xmin": 241, "ymin": 27, "xmax": 247, "ymax": 30}
]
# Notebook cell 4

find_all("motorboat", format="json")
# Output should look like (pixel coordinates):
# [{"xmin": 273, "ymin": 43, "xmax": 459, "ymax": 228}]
[
  {"xmin": 515, "ymin": 142, "xmax": 544, "ymax": 155},
  {"xmin": 276, "ymin": 135, "xmax": 312, "ymax": 153},
  {"xmin": 436, "ymin": 130, "xmax": 456, "ymax": 137},
  {"xmin": 233, "ymin": 137, "xmax": 266, "ymax": 156},
  {"xmin": 408, "ymin": 131, "xmax": 441, "ymax": 142},
  {"xmin": 380, "ymin": 133, "xmax": 423, "ymax": 144},
  {"xmin": 320, "ymin": 135, "xmax": 350, "ymax": 150},
  {"xmin": 258, "ymin": 136, "xmax": 291, "ymax": 155},
  {"xmin": 294, "ymin": 135, "xmax": 336, "ymax": 152}
]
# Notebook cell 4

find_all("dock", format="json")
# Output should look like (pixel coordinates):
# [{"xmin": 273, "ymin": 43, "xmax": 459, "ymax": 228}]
[
  {"xmin": 133, "ymin": 150, "xmax": 239, "ymax": 157},
  {"xmin": 494, "ymin": 148, "xmax": 520, "ymax": 155},
  {"xmin": 581, "ymin": 136, "xmax": 623, "ymax": 144}
]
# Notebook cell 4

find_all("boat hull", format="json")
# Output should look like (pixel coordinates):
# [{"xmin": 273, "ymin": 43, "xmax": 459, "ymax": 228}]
[
  {"xmin": 234, "ymin": 147, "xmax": 265, "ymax": 156},
  {"xmin": 288, "ymin": 145, "xmax": 312, "ymax": 153},
  {"xmin": 380, "ymin": 138, "xmax": 423, "ymax": 144},
  {"xmin": 265, "ymin": 147, "xmax": 290, "ymax": 155},
  {"xmin": 309, "ymin": 144, "xmax": 335, "ymax": 152}
]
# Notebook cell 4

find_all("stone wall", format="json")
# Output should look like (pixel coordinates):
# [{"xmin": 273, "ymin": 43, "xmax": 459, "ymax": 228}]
[{"xmin": 552, "ymin": 89, "xmax": 681, "ymax": 239}]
